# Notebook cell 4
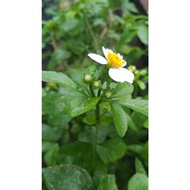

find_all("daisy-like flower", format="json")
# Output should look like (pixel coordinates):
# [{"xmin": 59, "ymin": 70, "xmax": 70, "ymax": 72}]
[{"xmin": 88, "ymin": 47, "xmax": 134, "ymax": 83}]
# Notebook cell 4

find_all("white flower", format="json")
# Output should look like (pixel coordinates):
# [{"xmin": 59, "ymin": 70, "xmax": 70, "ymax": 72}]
[{"xmin": 88, "ymin": 47, "xmax": 134, "ymax": 83}]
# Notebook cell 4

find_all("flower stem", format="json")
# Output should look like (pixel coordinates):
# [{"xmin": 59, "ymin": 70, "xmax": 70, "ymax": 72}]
[{"xmin": 89, "ymin": 84, "xmax": 95, "ymax": 97}]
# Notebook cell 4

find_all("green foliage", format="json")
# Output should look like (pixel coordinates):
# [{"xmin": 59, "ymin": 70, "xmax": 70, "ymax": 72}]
[
  {"xmin": 42, "ymin": 0, "xmax": 148, "ymax": 189},
  {"xmin": 42, "ymin": 123, "xmax": 62, "ymax": 142},
  {"xmin": 43, "ymin": 165, "xmax": 95, "ymax": 190},
  {"xmin": 42, "ymin": 71, "xmax": 80, "ymax": 92},
  {"xmin": 110, "ymin": 103, "xmax": 128, "ymax": 137},
  {"xmin": 112, "ymin": 82, "xmax": 134, "ymax": 100},
  {"xmin": 128, "ymin": 173, "xmax": 148, "ymax": 190},
  {"xmin": 97, "ymin": 138, "xmax": 127, "ymax": 164},
  {"xmin": 64, "ymin": 97, "xmax": 101, "ymax": 117},
  {"xmin": 97, "ymin": 174, "xmax": 118, "ymax": 190},
  {"xmin": 135, "ymin": 158, "xmax": 147, "ymax": 176},
  {"xmin": 117, "ymin": 99, "xmax": 148, "ymax": 116}
]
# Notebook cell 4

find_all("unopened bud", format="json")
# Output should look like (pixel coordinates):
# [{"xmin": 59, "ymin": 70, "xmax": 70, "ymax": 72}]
[
  {"xmin": 105, "ymin": 91, "xmax": 112, "ymax": 99},
  {"xmin": 128, "ymin": 65, "xmax": 136, "ymax": 73},
  {"xmin": 84, "ymin": 74, "xmax": 93, "ymax": 83},
  {"xmin": 93, "ymin": 80, "xmax": 101, "ymax": 88}
]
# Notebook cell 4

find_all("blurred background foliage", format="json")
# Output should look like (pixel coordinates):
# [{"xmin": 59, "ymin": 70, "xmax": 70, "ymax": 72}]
[{"xmin": 42, "ymin": 0, "xmax": 148, "ymax": 189}]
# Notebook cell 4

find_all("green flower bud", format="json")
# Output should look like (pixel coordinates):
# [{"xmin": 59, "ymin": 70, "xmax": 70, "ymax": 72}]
[
  {"xmin": 105, "ymin": 91, "xmax": 112, "ymax": 99},
  {"xmin": 128, "ymin": 65, "xmax": 136, "ymax": 73},
  {"xmin": 84, "ymin": 74, "xmax": 93, "ymax": 83},
  {"xmin": 93, "ymin": 80, "xmax": 101, "ymax": 88}
]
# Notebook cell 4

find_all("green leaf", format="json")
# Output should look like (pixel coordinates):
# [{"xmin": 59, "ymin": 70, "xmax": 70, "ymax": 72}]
[
  {"xmin": 141, "ymin": 141, "xmax": 148, "ymax": 160},
  {"xmin": 47, "ymin": 49, "xmax": 71, "ymax": 70},
  {"xmin": 42, "ymin": 91, "xmax": 65, "ymax": 115},
  {"xmin": 127, "ymin": 2, "xmax": 139, "ymax": 13},
  {"xmin": 43, "ymin": 164, "xmax": 95, "ymax": 190},
  {"xmin": 137, "ymin": 25, "xmax": 148, "ymax": 45},
  {"xmin": 42, "ymin": 142, "xmax": 57, "ymax": 153},
  {"xmin": 131, "ymin": 112, "xmax": 148, "ymax": 130},
  {"xmin": 143, "ymin": 119, "xmax": 148, "ymax": 129},
  {"xmin": 65, "ymin": 97, "xmax": 101, "ymax": 117},
  {"xmin": 128, "ymin": 173, "xmax": 148, "ymax": 190},
  {"xmin": 60, "ymin": 141, "xmax": 93, "ymax": 157},
  {"xmin": 42, "ymin": 91, "xmax": 71, "ymax": 126},
  {"xmin": 100, "ymin": 114, "xmax": 113, "ymax": 124},
  {"xmin": 136, "ymin": 80, "xmax": 146, "ymax": 90},
  {"xmin": 93, "ymin": 170, "xmax": 107, "ymax": 188},
  {"xmin": 127, "ymin": 144, "xmax": 143, "ymax": 154},
  {"xmin": 110, "ymin": 102, "xmax": 128, "ymax": 137},
  {"xmin": 117, "ymin": 99, "xmax": 148, "ymax": 116},
  {"xmin": 97, "ymin": 175, "xmax": 118, "ymax": 190},
  {"xmin": 125, "ymin": 112, "xmax": 138, "ymax": 132},
  {"xmin": 69, "ymin": 68, "xmax": 86, "ymax": 84},
  {"xmin": 112, "ymin": 82, "xmax": 134, "ymax": 100},
  {"xmin": 97, "ymin": 138, "xmax": 127, "ymax": 164},
  {"xmin": 135, "ymin": 158, "xmax": 147, "ymax": 176},
  {"xmin": 42, "ymin": 124, "xmax": 63, "ymax": 142},
  {"xmin": 78, "ymin": 126, "xmax": 108, "ymax": 144},
  {"xmin": 117, "ymin": 30, "xmax": 137, "ymax": 49},
  {"xmin": 58, "ymin": 141, "xmax": 106, "ymax": 171},
  {"xmin": 44, "ymin": 143, "xmax": 59, "ymax": 166},
  {"xmin": 82, "ymin": 114, "xmax": 96, "ymax": 125},
  {"xmin": 42, "ymin": 71, "xmax": 80, "ymax": 92}
]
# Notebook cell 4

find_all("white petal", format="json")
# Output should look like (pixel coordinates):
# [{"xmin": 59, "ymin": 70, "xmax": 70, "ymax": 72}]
[
  {"xmin": 88, "ymin": 53, "xmax": 107, "ymax": 64},
  {"xmin": 102, "ymin": 46, "xmax": 109, "ymax": 59},
  {"xmin": 109, "ymin": 68, "xmax": 134, "ymax": 83},
  {"xmin": 121, "ymin": 60, "xmax": 127, "ymax": 67}
]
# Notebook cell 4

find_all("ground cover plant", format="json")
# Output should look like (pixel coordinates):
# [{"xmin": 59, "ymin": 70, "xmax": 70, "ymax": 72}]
[{"xmin": 42, "ymin": 0, "xmax": 148, "ymax": 189}]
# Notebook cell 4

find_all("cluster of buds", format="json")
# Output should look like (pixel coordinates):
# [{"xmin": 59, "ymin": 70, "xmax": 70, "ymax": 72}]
[
  {"xmin": 84, "ymin": 72, "xmax": 102, "ymax": 88},
  {"xmin": 84, "ymin": 73, "xmax": 113, "ymax": 99}
]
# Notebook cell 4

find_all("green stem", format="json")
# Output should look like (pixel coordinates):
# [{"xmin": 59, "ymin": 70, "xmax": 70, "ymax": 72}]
[
  {"xmin": 97, "ymin": 88, "xmax": 102, "ymax": 96},
  {"xmin": 89, "ymin": 84, "xmax": 95, "ymax": 97},
  {"xmin": 84, "ymin": 16, "xmax": 98, "ymax": 51}
]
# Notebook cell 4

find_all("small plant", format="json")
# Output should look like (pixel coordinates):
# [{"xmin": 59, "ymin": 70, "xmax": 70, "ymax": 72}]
[{"xmin": 42, "ymin": 47, "xmax": 148, "ymax": 190}]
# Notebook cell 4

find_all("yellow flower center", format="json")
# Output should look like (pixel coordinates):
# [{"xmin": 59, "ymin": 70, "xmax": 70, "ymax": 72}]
[{"xmin": 107, "ymin": 52, "xmax": 125, "ymax": 68}]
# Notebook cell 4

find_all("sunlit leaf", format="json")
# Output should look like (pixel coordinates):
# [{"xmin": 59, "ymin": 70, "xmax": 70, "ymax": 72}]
[
  {"xmin": 43, "ymin": 164, "xmax": 95, "ymax": 190},
  {"xmin": 110, "ymin": 102, "xmax": 128, "ymax": 137}
]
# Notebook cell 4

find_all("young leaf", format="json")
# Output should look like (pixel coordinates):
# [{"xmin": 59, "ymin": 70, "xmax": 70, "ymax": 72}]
[
  {"xmin": 65, "ymin": 97, "xmax": 101, "ymax": 117},
  {"xmin": 128, "ymin": 173, "xmax": 148, "ymax": 190},
  {"xmin": 42, "ymin": 71, "xmax": 80, "ymax": 92},
  {"xmin": 110, "ymin": 102, "xmax": 128, "ymax": 137},
  {"xmin": 82, "ymin": 114, "xmax": 96, "ymax": 125},
  {"xmin": 43, "ymin": 164, "xmax": 95, "ymax": 190},
  {"xmin": 97, "ymin": 174, "xmax": 118, "ymax": 190},
  {"xmin": 42, "ymin": 123, "xmax": 63, "ymax": 142},
  {"xmin": 117, "ymin": 99, "xmax": 148, "ymax": 116},
  {"xmin": 44, "ymin": 143, "xmax": 59, "ymax": 166},
  {"xmin": 97, "ymin": 138, "xmax": 127, "ymax": 164},
  {"xmin": 137, "ymin": 25, "xmax": 148, "ymax": 45},
  {"xmin": 112, "ymin": 82, "xmax": 134, "ymax": 100},
  {"xmin": 135, "ymin": 158, "xmax": 147, "ymax": 176},
  {"xmin": 136, "ymin": 80, "xmax": 146, "ymax": 90}
]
